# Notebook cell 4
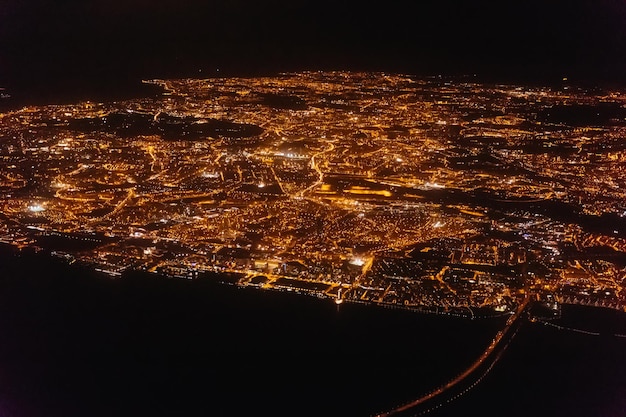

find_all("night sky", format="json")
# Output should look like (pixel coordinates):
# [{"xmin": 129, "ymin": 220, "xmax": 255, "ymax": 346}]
[{"xmin": 1, "ymin": 0, "xmax": 625, "ymax": 100}]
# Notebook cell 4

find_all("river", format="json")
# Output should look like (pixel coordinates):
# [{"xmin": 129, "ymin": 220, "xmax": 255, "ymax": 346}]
[{"xmin": 0, "ymin": 249, "xmax": 623, "ymax": 417}]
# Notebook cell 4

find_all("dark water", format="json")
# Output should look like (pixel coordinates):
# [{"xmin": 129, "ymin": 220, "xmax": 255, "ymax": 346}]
[
  {"xmin": 0, "ymin": 80, "xmax": 165, "ymax": 112},
  {"xmin": 430, "ymin": 305, "xmax": 626, "ymax": 417},
  {"xmin": 0, "ymin": 250, "xmax": 624, "ymax": 417}
]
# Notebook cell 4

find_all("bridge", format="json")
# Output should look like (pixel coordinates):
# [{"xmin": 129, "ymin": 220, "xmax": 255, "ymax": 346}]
[{"xmin": 375, "ymin": 295, "xmax": 530, "ymax": 417}]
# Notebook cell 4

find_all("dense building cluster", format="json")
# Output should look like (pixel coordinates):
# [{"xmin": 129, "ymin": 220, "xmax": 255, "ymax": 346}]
[{"xmin": 0, "ymin": 72, "xmax": 625, "ymax": 314}]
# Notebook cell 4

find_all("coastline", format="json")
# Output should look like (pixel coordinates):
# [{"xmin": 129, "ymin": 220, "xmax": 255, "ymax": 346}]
[{"xmin": 0, "ymin": 245, "xmax": 624, "ymax": 417}]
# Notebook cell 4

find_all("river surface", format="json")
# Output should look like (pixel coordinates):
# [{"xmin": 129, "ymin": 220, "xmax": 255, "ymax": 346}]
[{"xmin": 0, "ymin": 250, "xmax": 623, "ymax": 417}]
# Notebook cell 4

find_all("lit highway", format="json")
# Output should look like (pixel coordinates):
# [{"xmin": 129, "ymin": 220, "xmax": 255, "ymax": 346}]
[{"xmin": 376, "ymin": 296, "xmax": 531, "ymax": 417}]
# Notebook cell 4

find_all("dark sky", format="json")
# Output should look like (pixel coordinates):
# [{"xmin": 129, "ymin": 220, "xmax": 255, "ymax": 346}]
[{"xmin": 1, "ymin": 0, "xmax": 625, "ymax": 98}]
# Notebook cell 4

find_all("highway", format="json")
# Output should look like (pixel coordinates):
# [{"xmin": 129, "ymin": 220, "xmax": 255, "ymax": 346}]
[{"xmin": 376, "ymin": 295, "xmax": 530, "ymax": 417}]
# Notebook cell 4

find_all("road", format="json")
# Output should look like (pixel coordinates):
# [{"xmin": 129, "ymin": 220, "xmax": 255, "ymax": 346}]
[
  {"xmin": 376, "ymin": 295, "xmax": 530, "ymax": 417},
  {"xmin": 297, "ymin": 142, "xmax": 335, "ymax": 198}
]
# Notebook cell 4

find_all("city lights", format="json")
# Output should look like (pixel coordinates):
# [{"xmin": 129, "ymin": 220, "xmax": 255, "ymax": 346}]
[{"xmin": 0, "ymin": 71, "xmax": 624, "ymax": 313}]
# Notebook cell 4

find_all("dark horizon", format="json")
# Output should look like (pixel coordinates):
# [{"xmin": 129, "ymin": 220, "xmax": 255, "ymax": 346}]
[{"xmin": 1, "ymin": 0, "xmax": 625, "ymax": 105}]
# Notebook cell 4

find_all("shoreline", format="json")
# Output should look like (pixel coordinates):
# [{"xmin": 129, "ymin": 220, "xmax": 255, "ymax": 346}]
[
  {"xmin": 1, "ymin": 242, "xmax": 624, "ymax": 329},
  {"xmin": 0, "ymin": 242, "xmax": 624, "ymax": 417}
]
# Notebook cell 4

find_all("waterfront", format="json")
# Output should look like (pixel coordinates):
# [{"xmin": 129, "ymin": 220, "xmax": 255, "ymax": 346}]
[{"xmin": 0, "ymin": 251, "xmax": 623, "ymax": 417}]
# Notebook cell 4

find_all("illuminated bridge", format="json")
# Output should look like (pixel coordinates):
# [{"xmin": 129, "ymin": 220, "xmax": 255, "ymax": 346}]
[{"xmin": 375, "ymin": 296, "xmax": 530, "ymax": 417}]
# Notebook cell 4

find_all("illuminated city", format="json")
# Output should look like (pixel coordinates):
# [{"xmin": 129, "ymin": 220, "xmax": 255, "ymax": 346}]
[
  {"xmin": 2, "ymin": 0, "xmax": 626, "ymax": 414},
  {"xmin": 1, "ymin": 71, "xmax": 624, "ymax": 318}
]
